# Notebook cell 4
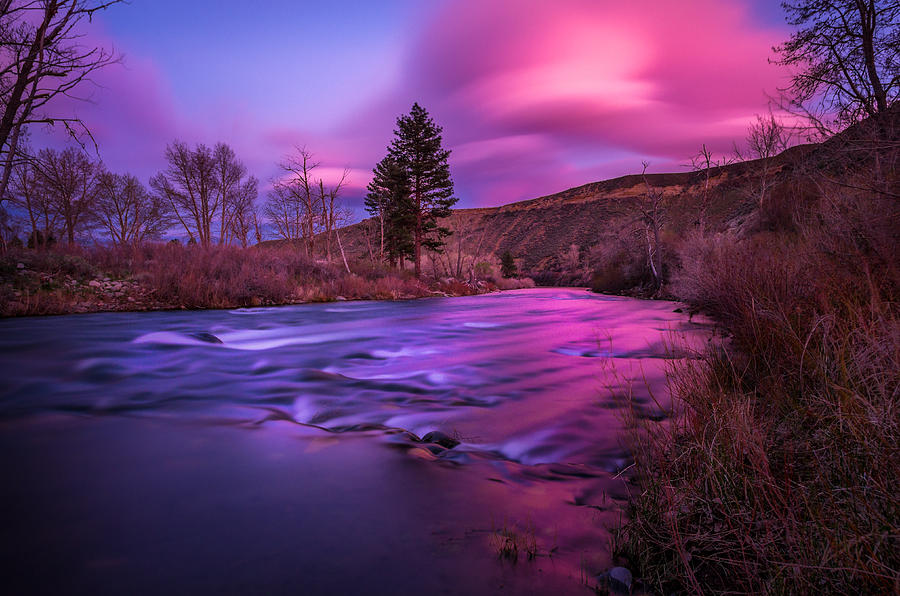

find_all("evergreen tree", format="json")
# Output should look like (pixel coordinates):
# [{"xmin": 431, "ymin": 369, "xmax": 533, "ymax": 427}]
[
  {"xmin": 387, "ymin": 103, "xmax": 456, "ymax": 277},
  {"xmin": 500, "ymin": 251, "xmax": 518, "ymax": 278},
  {"xmin": 365, "ymin": 155, "xmax": 415, "ymax": 267}
]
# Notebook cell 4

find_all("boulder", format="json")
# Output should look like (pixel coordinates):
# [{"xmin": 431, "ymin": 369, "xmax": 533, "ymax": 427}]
[
  {"xmin": 607, "ymin": 566, "xmax": 632, "ymax": 594},
  {"xmin": 422, "ymin": 430, "xmax": 460, "ymax": 449}
]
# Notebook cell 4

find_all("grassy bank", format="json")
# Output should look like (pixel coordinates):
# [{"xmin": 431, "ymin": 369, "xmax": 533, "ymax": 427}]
[
  {"xmin": 616, "ymin": 166, "xmax": 899, "ymax": 591},
  {"xmin": 0, "ymin": 243, "xmax": 530, "ymax": 316}
]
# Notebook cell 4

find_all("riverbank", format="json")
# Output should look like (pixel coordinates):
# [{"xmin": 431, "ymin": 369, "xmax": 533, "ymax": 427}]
[
  {"xmin": 0, "ymin": 245, "xmax": 535, "ymax": 317},
  {"xmin": 616, "ymin": 232, "xmax": 899, "ymax": 592}
]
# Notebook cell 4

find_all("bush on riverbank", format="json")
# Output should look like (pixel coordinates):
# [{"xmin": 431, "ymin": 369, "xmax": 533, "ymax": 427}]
[
  {"xmin": 618, "ymin": 177, "xmax": 900, "ymax": 593},
  {"xmin": 0, "ymin": 244, "xmax": 488, "ymax": 316}
]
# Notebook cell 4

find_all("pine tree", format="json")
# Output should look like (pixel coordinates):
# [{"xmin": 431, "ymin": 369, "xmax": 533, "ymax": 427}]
[
  {"xmin": 365, "ymin": 155, "xmax": 415, "ymax": 267},
  {"xmin": 387, "ymin": 103, "xmax": 456, "ymax": 278},
  {"xmin": 500, "ymin": 251, "xmax": 518, "ymax": 278}
]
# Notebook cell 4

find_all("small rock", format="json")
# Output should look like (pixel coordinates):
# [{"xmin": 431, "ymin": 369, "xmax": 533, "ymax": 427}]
[
  {"xmin": 673, "ymin": 308, "xmax": 683, "ymax": 313},
  {"xmin": 335, "ymin": 296, "xmax": 347, "ymax": 301},
  {"xmin": 16, "ymin": 262, "xmax": 25, "ymax": 269},
  {"xmin": 189, "ymin": 332, "xmax": 223, "ymax": 344},
  {"xmin": 422, "ymin": 430, "xmax": 460, "ymax": 449},
  {"xmin": 607, "ymin": 566, "xmax": 633, "ymax": 595}
]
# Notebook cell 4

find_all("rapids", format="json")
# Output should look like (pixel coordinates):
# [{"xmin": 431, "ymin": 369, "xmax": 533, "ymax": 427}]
[{"xmin": 0, "ymin": 288, "xmax": 710, "ymax": 595}]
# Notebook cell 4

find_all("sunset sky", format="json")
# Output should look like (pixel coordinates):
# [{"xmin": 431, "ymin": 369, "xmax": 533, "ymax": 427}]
[{"xmin": 38, "ymin": 0, "xmax": 793, "ymax": 212}]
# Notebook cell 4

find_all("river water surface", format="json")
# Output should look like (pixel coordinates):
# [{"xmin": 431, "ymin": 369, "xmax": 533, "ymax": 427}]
[{"xmin": 0, "ymin": 288, "xmax": 709, "ymax": 595}]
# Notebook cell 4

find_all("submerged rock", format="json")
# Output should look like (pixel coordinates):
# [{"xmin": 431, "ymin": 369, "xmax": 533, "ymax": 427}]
[
  {"xmin": 189, "ymin": 332, "xmax": 223, "ymax": 344},
  {"xmin": 422, "ymin": 430, "xmax": 460, "ymax": 449},
  {"xmin": 605, "ymin": 566, "xmax": 632, "ymax": 594}
]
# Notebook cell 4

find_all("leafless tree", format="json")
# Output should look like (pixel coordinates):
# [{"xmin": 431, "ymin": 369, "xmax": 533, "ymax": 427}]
[
  {"xmin": 250, "ymin": 202, "xmax": 263, "ymax": 246},
  {"xmin": 435, "ymin": 213, "xmax": 487, "ymax": 280},
  {"xmin": 690, "ymin": 143, "xmax": 733, "ymax": 232},
  {"xmin": 619, "ymin": 162, "xmax": 667, "ymax": 294},
  {"xmin": 774, "ymin": 0, "xmax": 899, "ymax": 134},
  {"xmin": 332, "ymin": 205, "xmax": 353, "ymax": 273},
  {"xmin": 274, "ymin": 147, "xmax": 319, "ymax": 256},
  {"xmin": 9, "ymin": 154, "xmax": 58, "ymax": 247},
  {"xmin": 734, "ymin": 113, "xmax": 791, "ymax": 210},
  {"xmin": 94, "ymin": 171, "xmax": 170, "ymax": 248},
  {"xmin": 0, "ymin": 1, "xmax": 124, "ymax": 204},
  {"xmin": 212, "ymin": 142, "xmax": 250, "ymax": 245},
  {"xmin": 150, "ymin": 141, "xmax": 219, "ymax": 247},
  {"xmin": 317, "ymin": 168, "xmax": 349, "ymax": 262},
  {"xmin": 264, "ymin": 183, "xmax": 303, "ymax": 242},
  {"xmin": 37, "ymin": 146, "xmax": 97, "ymax": 244},
  {"xmin": 226, "ymin": 177, "xmax": 258, "ymax": 248}
]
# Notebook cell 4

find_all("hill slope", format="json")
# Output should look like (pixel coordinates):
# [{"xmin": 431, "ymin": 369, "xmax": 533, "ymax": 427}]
[{"xmin": 336, "ymin": 145, "xmax": 813, "ymax": 278}]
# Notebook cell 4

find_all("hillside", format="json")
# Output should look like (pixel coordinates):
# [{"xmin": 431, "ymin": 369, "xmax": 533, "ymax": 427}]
[{"xmin": 335, "ymin": 144, "xmax": 816, "ymax": 280}]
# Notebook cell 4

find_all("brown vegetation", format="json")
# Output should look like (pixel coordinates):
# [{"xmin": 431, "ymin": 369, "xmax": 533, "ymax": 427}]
[
  {"xmin": 0, "ymin": 243, "xmax": 494, "ymax": 316},
  {"xmin": 617, "ymin": 109, "xmax": 900, "ymax": 594}
]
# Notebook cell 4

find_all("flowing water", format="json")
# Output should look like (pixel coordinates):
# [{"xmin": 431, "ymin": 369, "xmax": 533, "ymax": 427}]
[{"xmin": 0, "ymin": 288, "xmax": 710, "ymax": 595}]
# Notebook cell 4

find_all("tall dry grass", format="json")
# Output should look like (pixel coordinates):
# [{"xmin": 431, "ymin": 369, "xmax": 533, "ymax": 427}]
[
  {"xmin": 0, "ymin": 243, "xmax": 486, "ymax": 315},
  {"xmin": 619, "ymin": 184, "xmax": 900, "ymax": 594}
]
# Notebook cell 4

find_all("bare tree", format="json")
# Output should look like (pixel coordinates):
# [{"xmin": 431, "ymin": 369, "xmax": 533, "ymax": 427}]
[
  {"xmin": 94, "ymin": 171, "xmax": 170, "ymax": 248},
  {"xmin": 774, "ymin": 0, "xmax": 899, "ymax": 133},
  {"xmin": 37, "ymin": 146, "xmax": 97, "ymax": 244},
  {"xmin": 734, "ymin": 113, "xmax": 791, "ymax": 210},
  {"xmin": 317, "ymin": 168, "xmax": 349, "ymax": 262},
  {"xmin": 274, "ymin": 147, "xmax": 319, "ymax": 256},
  {"xmin": 0, "ymin": 1, "xmax": 124, "ymax": 204},
  {"xmin": 436, "ymin": 213, "xmax": 487, "ymax": 280},
  {"xmin": 9, "ymin": 155, "xmax": 58, "ymax": 247},
  {"xmin": 212, "ymin": 143, "xmax": 247, "ymax": 245},
  {"xmin": 250, "ymin": 202, "xmax": 263, "ymax": 246},
  {"xmin": 226, "ymin": 177, "xmax": 258, "ymax": 248},
  {"xmin": 332, "ymin": 205, "xmax": 353, "ymax": 274},
  {"xmin": 264, "ymin": 183, "xmax": 303, "ymax": 242},
  {"xmin": 690, "ymin": 143, "xmax": 733, "ymax": 233},
  {"xmin": 618, "ymin": 162, "xmax": 667, "ymax": 294},
  {"xmin": 150, "ymin": 141, "xmax": 219, "ymax": 247}
]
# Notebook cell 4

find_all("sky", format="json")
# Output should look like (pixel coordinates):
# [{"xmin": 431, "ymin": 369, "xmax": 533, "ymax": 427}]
[{"xmin": 35, "ymin": 0, "xmax": 794, "ymax": 213}]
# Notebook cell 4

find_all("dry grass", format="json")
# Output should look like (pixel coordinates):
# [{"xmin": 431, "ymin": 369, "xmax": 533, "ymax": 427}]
[
  {"xmin": 0, "ymin": 243, "xmax": 488, "ymax": 316},
  {"xmin": 491, "ymin": 517, "xmax": 540, "ymax": 563},
  {"xmin": 619, "ymin": 186, "xmax": 900, "ymax": 594}
]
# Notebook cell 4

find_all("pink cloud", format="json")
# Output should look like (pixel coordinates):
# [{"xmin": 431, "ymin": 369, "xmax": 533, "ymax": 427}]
[
  {"xmin": 385, "ymin": 0, "xmax": 791, "ymax": 204},
  {"xmin": 29, "ymin": 1, "xmax": 792, "ymax": 211}
]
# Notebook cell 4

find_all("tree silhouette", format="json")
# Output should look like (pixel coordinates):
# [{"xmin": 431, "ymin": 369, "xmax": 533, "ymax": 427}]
[
  {"xmin": 386, "ymin": 103, "xmax": 457, "ymax": 277},
  {"xmin": 775, "ymin": 0, "xmax": 899, "ymax": 132}
]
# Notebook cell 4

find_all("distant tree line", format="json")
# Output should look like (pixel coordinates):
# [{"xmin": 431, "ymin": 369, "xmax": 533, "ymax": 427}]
[{"xmin": 3, "ymin": 141, "xmax": 261, "ymax": 249}]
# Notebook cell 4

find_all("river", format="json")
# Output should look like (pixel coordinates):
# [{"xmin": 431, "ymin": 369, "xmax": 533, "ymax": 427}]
[{"xmin": 0, "ymin": 288, "xmax": 709, "ymax": 595}]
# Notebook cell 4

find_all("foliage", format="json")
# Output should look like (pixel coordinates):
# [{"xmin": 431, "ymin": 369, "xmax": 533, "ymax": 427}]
[
  {"xmin": 382, "ymin": 103, "xmax": 457, "ymax": 277},
  {"xmin": 499, "ymin": 250, "xmax": 517, "ymax": 278},
  {"xmin": 366, "ymin": 155, "xmax": 415, "ymax": 266}
]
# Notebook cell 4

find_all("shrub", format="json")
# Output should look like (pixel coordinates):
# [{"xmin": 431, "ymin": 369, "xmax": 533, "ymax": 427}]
[
  {"xmin": 500, "ymin": 250, "xmax": 517, "ymax": 278},
  {"xmin": 621, "ymin": 187, "xmax": 900, "ymax": 594}
]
